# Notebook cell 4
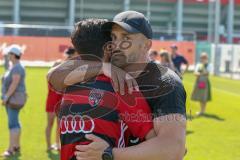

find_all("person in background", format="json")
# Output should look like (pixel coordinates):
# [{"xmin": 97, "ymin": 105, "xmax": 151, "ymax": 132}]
[
  {"xmin": 171, "ymin": 44, "xmax": 189, "ymax": 75},
  {"xmin": 45, "ymin": 47, "xmax": 77, "ymax": 151},
  {"xmin": 1, "ymin": 45, "xmax": 26, "ymax": 157},
  {"xmin": 148, "ymin": 50, "xmax": 160, "ymax": 64},
  {"xmin": 2, "ymin": 47, "xmax": 10, "ymax": 70},
  {"xmin": 191, "ymin": 52, "xmax": 212, "ymax": 116},
  {"xmin": 159, "ymin": 51, "xmax": 175, "ymax": 71}
]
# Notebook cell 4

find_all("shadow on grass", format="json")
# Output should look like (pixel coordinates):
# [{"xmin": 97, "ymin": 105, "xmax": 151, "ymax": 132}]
[
  {"xmin": 47, "ymin": 150, "xmax": 60, "ymax": 160},
  {"xmin": 187, "ymin": 113, "xmax": 225, "ymax": 121},
  {"xmin": 200, "ymin": 113, "xmax": 225, "ymax": 121},
  {"xmin": 186, "ymin": 130, "xmax": 194, "ymax": 135}
]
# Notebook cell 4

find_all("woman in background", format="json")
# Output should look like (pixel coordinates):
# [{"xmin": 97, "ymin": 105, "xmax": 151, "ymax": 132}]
[
  {"xmin": 148, "ymin": 50, "xmax": 160, "ymax": 64},
  {"xmin": 191, "ymin": 52, "xmax": 212, "ymax": 116},
  {"xmin": 1, "ymin": 45, "xmax": 26, "ymax": 157},
  {"xmin": 159, "ymin": 51, "xmax": 176, "ymax": 71}
]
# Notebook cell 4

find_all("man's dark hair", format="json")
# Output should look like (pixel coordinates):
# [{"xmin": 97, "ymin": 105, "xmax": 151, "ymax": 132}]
[{"xmin": 71, "ymin": 18, "xmax": 111, "ymax": 59}]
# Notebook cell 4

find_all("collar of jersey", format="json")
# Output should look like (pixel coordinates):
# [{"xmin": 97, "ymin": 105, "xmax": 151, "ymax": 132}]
[{"xmin": 96, "ymin": 74, "xmax": 111, "ymax": 83}]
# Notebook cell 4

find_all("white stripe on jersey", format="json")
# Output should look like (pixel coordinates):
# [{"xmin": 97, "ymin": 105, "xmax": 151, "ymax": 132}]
[{"xmin": 118, "ymin": 121, "xmax": 128, "ymax": 148}]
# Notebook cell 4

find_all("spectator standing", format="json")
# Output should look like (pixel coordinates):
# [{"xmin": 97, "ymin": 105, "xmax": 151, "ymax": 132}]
[
  {"xmin": 191, "ymin": 53, "xmax": 212, "ymax": 116},
  {"xmin": 159, "ymin": 51, "xmax": 176, "ymax": 71},
  {"xmin": 171, "ymin": 44, "xmax": 189, "ymax": 75},
  {"xmin": 1, "ymin": 45, "xmax": 26, "ymax": 157}
]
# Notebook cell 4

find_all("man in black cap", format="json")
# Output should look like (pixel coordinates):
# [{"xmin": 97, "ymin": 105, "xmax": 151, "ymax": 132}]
[{"xmin": 72, "ymin": 11, "xmax": 186, "ymax": 160}]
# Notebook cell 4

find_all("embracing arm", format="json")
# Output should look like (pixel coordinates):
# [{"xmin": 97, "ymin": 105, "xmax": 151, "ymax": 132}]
[
  {"xmin": 75, "ymin": 114, "xmax": 186, "ymax": 160},
  {"xmin": 113, "ymin": 114, "xmax": 186, "ymax": 160},
  {"xmin": 47, "ymin": 58, "xmax": 138, "ymax": 94},
  {"xmin": 47, "ymin": 57, "xmax": 103, "ymax": 91}
]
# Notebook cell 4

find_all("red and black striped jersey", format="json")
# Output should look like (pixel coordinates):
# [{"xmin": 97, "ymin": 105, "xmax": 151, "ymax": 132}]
[{"xmin": 59, "ymin": 74, "xmax": 153, "ymax": 160}]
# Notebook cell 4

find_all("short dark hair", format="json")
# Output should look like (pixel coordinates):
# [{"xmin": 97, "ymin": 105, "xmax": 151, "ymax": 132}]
[
  {"xmin": 71, "ymin": 19, "xmax": 111, "ymax": 58},
  {"xmin": 64, "ymin": 47, "xmax": 75, "ymax": 55}
]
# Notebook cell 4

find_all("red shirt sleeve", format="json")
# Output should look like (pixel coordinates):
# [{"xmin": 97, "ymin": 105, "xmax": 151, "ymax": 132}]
[
  {"xmin": 46, "ymin": 82, "xmax": 63, "ymax": 113},
  {"xmin": 117, "ymin": 91, "xmax": 153, "ymax": 140}
]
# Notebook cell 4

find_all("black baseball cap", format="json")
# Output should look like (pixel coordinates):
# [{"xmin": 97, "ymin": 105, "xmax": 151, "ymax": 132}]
[{"xmin": 103, "ymin": 11, "xmax": 152, "ymax": 39}]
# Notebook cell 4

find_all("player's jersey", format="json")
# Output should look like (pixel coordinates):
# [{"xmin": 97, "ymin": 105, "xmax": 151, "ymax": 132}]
[
  {"xmin": 46, "ymin": 82, "xmax": 63, "ymax": 113},
  {"xmin": 59, "ymin": 75, "xmax": 153, "ymax": 160}
]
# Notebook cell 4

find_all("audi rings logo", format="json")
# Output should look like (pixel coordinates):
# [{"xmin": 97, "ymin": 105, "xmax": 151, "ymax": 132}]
[{"xmin": 60, "ymin": 115, "xmax": 95, "ymax": 134}]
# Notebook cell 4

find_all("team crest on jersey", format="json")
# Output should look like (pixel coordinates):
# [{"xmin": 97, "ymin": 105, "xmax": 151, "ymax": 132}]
[{"xmin": 88, "ymin": 89, "xmax": 104, "ymax": 107}]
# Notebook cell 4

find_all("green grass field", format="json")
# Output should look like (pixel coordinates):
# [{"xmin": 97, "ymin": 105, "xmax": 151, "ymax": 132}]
[{"xmin": 0, "ymin": 67, "xmax": 240, "ymax": 160}]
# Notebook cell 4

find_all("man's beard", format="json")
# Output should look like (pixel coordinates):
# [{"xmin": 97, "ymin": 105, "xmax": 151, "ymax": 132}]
[
  {"xmin": 110, "ymin": 50, "xmax": 140, "ymax": 68},
  {"xmin": 110, "ymin": 50, "xmax": 128, "ymax": 68}
]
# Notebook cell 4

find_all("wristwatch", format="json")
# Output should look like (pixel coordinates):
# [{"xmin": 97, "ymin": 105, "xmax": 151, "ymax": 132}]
[{"xmin": 102, "ymin": 147, "xmax": 113, "ymax": 160}]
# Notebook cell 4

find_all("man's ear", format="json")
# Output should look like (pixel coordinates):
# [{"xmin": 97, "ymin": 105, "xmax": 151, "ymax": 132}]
[{"xmin": 144, "ymin": 39, "xmax": 152, "ymax": 51}]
